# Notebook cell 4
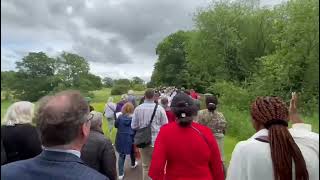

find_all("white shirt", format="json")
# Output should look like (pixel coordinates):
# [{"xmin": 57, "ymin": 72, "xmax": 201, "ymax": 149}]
[
  {"xmin": 43, "ymin": 147, "xmax": 81, "ymax": 158},
  {"xmin": 227, "ymin": 123, "xmax": 319, "ymax": 180},
  {"xmin": 104, "ymin": 102, "xmax": 116, "ymax": 118},
  {"xmin": 131, "ymin": 100, "xmax": 168, "ymax": 146}
]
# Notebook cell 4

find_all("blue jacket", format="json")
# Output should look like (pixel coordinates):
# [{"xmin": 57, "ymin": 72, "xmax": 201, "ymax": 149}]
[
  {"xmin": 115, "ymin": 114, "xmax": 135, "ymax": 154},
  {"xmin": 1, "ymin": 150, "xmax": 109, "ymax": 180}
]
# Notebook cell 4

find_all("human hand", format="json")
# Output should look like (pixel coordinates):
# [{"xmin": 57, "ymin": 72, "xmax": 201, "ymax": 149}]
[{"xmin": 289, "ymin": 92, "xmax": 303, "ymax": 124}]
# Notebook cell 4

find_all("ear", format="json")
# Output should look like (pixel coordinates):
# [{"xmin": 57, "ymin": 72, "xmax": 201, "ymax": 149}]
[{"xmin": 81, "ymin": 121, "xmax": 91, "ymax": 137}]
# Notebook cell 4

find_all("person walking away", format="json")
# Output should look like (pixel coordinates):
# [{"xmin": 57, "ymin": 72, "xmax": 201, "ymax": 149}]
[
  {"xmin": 116, "ymin": 94, "xmax": 128, "ymax": 114},
  {"xmin": 226, "ymin": 93, "xmax": 319, "ymax": 180},
  {"xmin": 160, "ymin": 97, "xmax": 176, "ymax": 123},
  {"xmin": 196, "ymin": 95, "xmax": 227, "ymax": 168},
  {"xmin": 131, "ymin": 89, "xmax": 168, "ymax": 180},
  {"xmin": 115, "ymin": 103, "xmax": 138, "ymax": 180},
  {"xmin": 81, "ymin": 111, "xmax": 117, "ymax": 180},
  {"xmin": 1, "ymin": 90, "xmax": 109, "ymax": 180},
  {"xmin": 149, "ymin": 93, "xmax": 224, "ymax": 180},
  {"xmin": 127, "ymin": 90, "xmax": 137, "ymax": 107},
  {"xmin": 1, "ymin": 101, "xmax": 42, "ymax": 165},
  {"xmin": 104, "ymin": 97, "xmax": 117, "ymax": 134}
]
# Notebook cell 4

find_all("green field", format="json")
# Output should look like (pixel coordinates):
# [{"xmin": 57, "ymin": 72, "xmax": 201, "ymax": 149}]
[{"xmin": 1, "ymin": 88, "xmax": 318, "ymax": 165}]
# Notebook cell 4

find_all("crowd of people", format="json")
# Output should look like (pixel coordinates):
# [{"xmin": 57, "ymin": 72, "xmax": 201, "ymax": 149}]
[{"xmin": 0, "ymin": 87, "xmax": 319, "ymax": 180}]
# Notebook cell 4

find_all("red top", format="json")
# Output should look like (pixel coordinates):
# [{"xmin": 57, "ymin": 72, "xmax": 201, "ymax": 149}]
[
  {"xmin": 149, "ymin": 122, "xmax": 224, "ymax": 180},
  {"xmin": 190, "ymin": 92, "xmax": 199, "ymax": 99},
  {"xmin": 165, "ymin": 110, "xmax": 176, "ymax": 123}
]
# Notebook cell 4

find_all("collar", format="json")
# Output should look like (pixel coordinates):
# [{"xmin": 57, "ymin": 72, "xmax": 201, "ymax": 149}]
[
  {"xmin": 248, "ymin": 128, "xmax": 268, "ymax": 140},
  {"xmin": 90, "ymin": 127, "xmax": 104, "ymax": 135},
  {"xmin": 43, "ymin": 147, "xmax": 81, "ymax": 158},
  {"xmin": 144, "ymin": 99, "xmax": 154, "ymax": 103}
]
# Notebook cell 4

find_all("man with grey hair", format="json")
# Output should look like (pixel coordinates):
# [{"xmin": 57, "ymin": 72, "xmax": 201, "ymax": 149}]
[
  {"xmin": 1, "ymin": 90, "xmax": 109, "ymax": 180},
  {"xmin": 127, "ymin": 90, "xmax": 137, "ymax": 107},
  {"xmin": 81, "ymin": 111, "xmax": 117, "ymax": 180}
]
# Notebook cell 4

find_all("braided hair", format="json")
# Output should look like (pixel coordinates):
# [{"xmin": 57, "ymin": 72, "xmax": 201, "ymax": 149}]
[{"xmin": 250, "ymin": 96, "xmax": 308, "ymax": 180}]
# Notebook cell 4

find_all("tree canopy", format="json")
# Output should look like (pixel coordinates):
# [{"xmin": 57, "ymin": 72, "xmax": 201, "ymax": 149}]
[{"xmin": 150, "ymin": 0, "xmax": 319, "ymax": 113}]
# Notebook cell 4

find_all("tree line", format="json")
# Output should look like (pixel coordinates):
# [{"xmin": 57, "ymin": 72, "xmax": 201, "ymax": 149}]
[
  {"xmin": 1, "ymin": 52, "xmax": 146, "ymax": 101},
  {"xmin": 150, "ymin": 0, "xmax": 319, "ymax": 113}
]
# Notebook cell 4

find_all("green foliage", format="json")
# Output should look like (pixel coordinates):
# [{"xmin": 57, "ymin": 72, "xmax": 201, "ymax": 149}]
[
  {"xmin": 150, "ymin": 0, "xmax": 319, "ymax": 112},
  {"xmin": 3, "ymin": 52, "xmax": 102, "ymax": 102},
  {"xmin": 111, "ymin": 85, "xmax": 130, "ymax": 95},
  {"xmin": 102, "ymin": 77, "xmax": 114, "ymax": 87},
  {"xmin": 207, "ymin": 81, "xmax": 254, "ymax": 111}
]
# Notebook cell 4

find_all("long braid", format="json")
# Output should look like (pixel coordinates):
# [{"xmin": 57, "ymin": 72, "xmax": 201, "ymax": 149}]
[{"xmin": 250, "ymin": 97, "xmax": 309, "ymax": 180}]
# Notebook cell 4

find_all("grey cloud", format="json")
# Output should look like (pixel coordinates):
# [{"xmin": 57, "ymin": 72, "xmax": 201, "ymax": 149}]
[
  {"xmin": 2, "ymin": 0, "xmax": 283, "ymax": 79},
  {"xmin": 72, "ymin": 35, "xmax": 132, "ymax": 64}
]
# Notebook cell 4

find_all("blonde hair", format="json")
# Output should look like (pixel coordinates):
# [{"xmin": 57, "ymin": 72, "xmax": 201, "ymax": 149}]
[
  {"xmin": 4, "ymin": 101, "xmax": 34, "ymax": 126},
  {"xmin": 121, "ymin": 94, "xmax": 128, "ymax": 100},
  {"xmin": 121, "ymin": 102, "xmax": 134, "ymax": 115}
]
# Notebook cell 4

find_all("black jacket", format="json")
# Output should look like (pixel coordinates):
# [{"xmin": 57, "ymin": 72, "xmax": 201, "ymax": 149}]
[
  {"xmin": 1, "ymin": 124, "xmax": 42, "ymax": 164},
  {"xmin": 81, "ymin": 128, "xmax": 117, "ymax": 180}
]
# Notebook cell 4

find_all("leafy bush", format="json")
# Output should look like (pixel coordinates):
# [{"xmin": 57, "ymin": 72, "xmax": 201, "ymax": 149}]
[
  {"xmin": 207, "ymin": 81, "xmax": 254, "ymax": 111},
  {"xmin": 132, "ymin": 84, "xmax": 146, "ymax": 91},
  {"xmin": 111, "ymin": 85, "xmax": 130, "ymax": 95}
]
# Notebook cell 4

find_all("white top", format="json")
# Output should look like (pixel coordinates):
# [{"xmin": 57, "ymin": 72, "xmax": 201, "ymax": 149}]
[
  {"xmin": 43, "ymin": 147, "xmax": 81, "ymax": 158},
  {"xmin": 226, "ymin": 123, "xmax": 319, "ymax": 180},
  {"xmin": 131, "ymin": 100, "xmax": 168, "ymax": 146},
  {"xmin": 104, "ymin": 102, "xmax": 116, "ymax": 118}
]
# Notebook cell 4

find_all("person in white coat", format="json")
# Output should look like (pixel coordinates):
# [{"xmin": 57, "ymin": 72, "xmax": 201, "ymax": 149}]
[{"xmin": 227, "ymin": 93, "xmax": 318, "ymax": 180}]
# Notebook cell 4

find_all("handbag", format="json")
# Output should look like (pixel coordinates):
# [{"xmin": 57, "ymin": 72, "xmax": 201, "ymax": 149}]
[{"xmin": 134, "ymin": 103, "xmax": 158, "ymax": 148}]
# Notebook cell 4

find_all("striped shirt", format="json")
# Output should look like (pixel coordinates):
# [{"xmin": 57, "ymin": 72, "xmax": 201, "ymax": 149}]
[{"xmin": 131, "ymin": 100, "xmax": 168, "ymax": 146}]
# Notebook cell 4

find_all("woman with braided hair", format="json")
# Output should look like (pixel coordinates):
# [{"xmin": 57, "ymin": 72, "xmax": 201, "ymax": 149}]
[{"xmin": 226, "ymin": 93, "xmax": 319, "ymax": 180}]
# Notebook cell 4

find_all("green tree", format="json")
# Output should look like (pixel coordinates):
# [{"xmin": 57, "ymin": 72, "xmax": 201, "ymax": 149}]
[
  {"xmin": 102, "ymin": 77, "xmax": 114, "ymax": 87},
  {"xmin": 13, "ymin": 52, "xmax": 57, "ymax": 101}
]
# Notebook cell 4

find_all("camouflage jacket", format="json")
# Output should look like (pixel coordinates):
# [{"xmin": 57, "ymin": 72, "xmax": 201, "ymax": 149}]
[{"xmin": 196, "ymin": 109, "xmax": 227, "ymax": 134}]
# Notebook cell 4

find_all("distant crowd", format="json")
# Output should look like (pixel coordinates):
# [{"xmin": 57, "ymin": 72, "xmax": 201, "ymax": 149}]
[{"xmin": 1, "ymin": 87, "xmax": 319, "ymax": 180}]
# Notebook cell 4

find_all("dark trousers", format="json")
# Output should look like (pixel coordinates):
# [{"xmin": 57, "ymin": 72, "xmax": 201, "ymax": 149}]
[{"xmin": 118, "ymin": 148, "xmax": 135, "ymax": 176}]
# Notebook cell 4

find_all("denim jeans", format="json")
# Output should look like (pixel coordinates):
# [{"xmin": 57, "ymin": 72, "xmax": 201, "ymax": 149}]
[{"xmin": 118, "ymin": 151, "xmax": 136, "ymax": 176}]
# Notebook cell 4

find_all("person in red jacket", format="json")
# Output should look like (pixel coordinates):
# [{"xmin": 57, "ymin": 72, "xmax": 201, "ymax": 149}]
[
  {"xmin": 149, "ymin": 93, "xmax": 224, "ymax": 180},
  {"xmin": 160, "ymin": 97, "xmax": 176, "ymax": 123}
]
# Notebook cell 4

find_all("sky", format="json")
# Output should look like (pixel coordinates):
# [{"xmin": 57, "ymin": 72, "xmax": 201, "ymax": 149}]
[{"xmin": 1, "ymin": 0, "xmax": 283, "ymax": 82}]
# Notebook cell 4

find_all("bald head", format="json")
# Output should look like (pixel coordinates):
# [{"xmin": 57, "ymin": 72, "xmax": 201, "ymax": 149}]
[{"xmin": 36, "ymin": 90, "xmax": 90, "ymax": 147}]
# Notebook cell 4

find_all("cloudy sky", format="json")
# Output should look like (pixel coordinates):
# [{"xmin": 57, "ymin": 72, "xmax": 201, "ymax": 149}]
[{"xmin": 1, "ymin": 0, "xmax": 282, "ymax": 82}]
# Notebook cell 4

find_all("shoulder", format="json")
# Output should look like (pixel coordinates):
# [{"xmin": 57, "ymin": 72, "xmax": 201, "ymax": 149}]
[
  {"xmin": 77, "ymin": 164, "xmax": 108, "ymax": 179},
  {"xmin": 231, "ymin": 138, "xmax": 270, "ymax": 160}
]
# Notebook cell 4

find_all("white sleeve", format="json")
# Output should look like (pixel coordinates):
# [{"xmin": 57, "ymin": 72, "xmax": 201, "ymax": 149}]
[
  {"xmin": 226, "ymin": 142, "xmax": 247, "ymax": 180},
  {"xmin": 291, "ymin": 123, "xmax": 312, "ymax": 132}
]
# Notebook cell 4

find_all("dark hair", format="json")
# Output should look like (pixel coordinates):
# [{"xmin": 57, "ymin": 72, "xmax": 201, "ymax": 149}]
[
  {"xmin": 160, "ymin": 97, "xmax": 169, "ymax": 106},
  {"xmin": 184, "ymin": 90, "xmax": 190, "ymax": 95},
  {"xmin": 36, "ymin": 90, "xmax": 89, "ymax": 147},
  {"xmin": 139, "ymin": 96, "xmax": 145, "ymax": 105},
  {"xmin": 171, "ymin": 93, "xmax": 197, "ymax": 127},
  {"xmin": 89, "ymin": 105, "xmax": 94, "ymax": 112},
  {"xmin": 144, "ymin": 89, "xmax": 155, "ymax": 100},
  {"xmin": 251, "ymin": 96, "xmax": 308, "ymax": 180},
  {"xmin": 206, "ymin": 96, "xmax": 218, "ymax": 112}
]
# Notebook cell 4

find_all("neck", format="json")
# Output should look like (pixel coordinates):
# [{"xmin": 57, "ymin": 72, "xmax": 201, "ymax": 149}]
[{"xmin": 46, "ymin": 144, "xmax": 81, "ymax": 152}]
